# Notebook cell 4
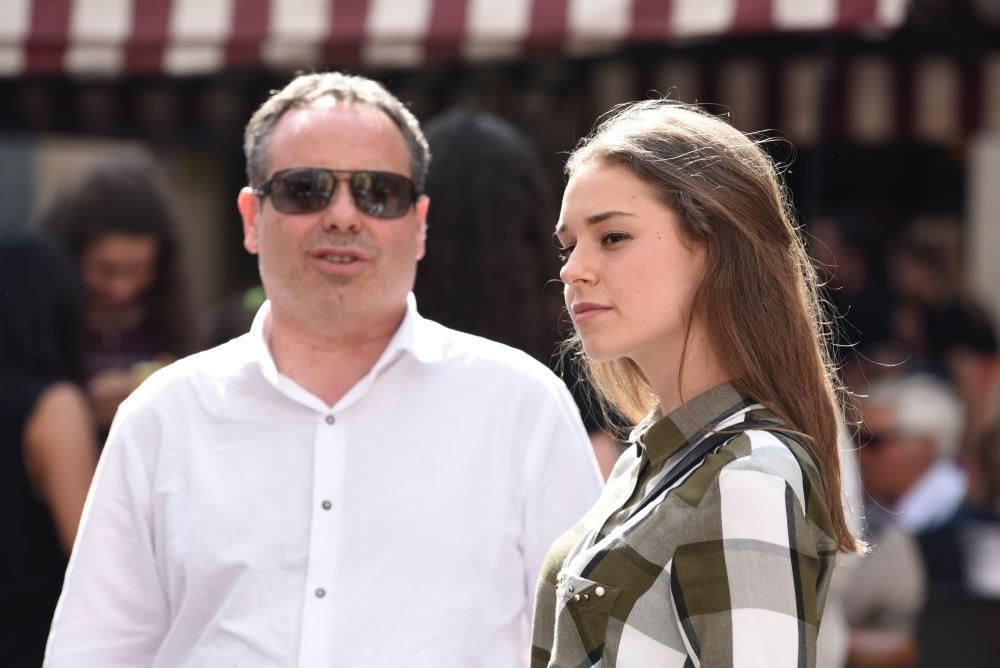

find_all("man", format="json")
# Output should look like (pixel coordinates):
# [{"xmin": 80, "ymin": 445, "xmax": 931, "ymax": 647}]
[
  {"xmin": 859, "ymin": 373, "xmax": 966, "ymax": 534},
  {"xmin": 841, "ymin": 373, "xmax": 966, "ymax": 668},
  {"xmin": 46, "ymin": 73, "xmax": 602, "ymax": 667}
]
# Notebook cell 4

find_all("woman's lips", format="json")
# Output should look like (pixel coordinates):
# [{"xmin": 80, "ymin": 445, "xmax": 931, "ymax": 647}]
[{"xmin": 572, "ymin": 302, "xmax": 612, "ymax": 324}]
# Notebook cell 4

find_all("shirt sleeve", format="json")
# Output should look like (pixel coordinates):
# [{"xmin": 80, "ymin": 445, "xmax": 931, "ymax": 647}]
[
  {"xmin": 669, "ymin": 464, "xmax": 824, "ymax": 667},
  {"xmin": 45, "ymin": 409, "xmax": 169, "ymax": 667},
  {"xmin": 520, "ymin": 380, "xmax": 603, "ymax": 604}
]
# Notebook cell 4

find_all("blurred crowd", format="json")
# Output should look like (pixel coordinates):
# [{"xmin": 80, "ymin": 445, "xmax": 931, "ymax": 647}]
[
  {"xmin": 2, "ymin": 107, "xmax": 998, "ymax": 667},
  {"xmin": 810, "ymin": 211, "xmax": 1000, "ymax": 667}
]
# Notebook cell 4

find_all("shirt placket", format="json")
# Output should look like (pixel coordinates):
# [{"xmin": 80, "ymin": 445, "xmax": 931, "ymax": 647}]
[{"xmin": 297, "ymin": 409, "xmax": 347, "ymax": 666}]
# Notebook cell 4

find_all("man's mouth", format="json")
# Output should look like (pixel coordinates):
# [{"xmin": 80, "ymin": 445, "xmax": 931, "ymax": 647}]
[{"xmin": 319, "ymin": 254, "xmax": 359, "ymax": 264}]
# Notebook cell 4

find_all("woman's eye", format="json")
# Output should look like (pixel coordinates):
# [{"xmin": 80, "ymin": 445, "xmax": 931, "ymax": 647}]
[{"xmin": 601, "ymin": 232, "xmax": 630, "ymax": 246}]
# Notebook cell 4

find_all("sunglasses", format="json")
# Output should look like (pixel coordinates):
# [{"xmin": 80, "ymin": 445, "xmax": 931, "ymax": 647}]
[
  {"xmin": 855, "ymin": 429, "xmax": 905, "ymax": 451},
  {"xmin": 254, "ymin": 167, "xmax": 417, "ymax": 219}
]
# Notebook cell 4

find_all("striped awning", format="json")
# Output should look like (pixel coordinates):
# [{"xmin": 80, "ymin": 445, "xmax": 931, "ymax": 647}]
[{"xmin": 1, "ymin": 0, "xmax": 909, "ymax": 78}]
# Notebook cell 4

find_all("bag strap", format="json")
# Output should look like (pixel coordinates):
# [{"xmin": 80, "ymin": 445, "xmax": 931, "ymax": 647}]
[{"xmin": 626, "ymin": 418, "xmax": 782, "ymax": 521}]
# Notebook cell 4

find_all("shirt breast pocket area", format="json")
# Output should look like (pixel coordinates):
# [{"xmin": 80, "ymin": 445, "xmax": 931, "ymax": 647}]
[{"xmin": 554, "ymin": 573, "xmax": 622, "ymax": 666}]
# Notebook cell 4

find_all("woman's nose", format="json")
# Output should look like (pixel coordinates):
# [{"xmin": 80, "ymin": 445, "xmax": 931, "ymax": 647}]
[{"xmin": 559, "ymin": 246, "xmax": 594, "ymax": 285}]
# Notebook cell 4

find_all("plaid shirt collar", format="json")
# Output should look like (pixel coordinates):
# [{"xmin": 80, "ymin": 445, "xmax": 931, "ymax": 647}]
[{"xmin": 629, "ymin": 382, "xmax": 757, "ymax": 467}]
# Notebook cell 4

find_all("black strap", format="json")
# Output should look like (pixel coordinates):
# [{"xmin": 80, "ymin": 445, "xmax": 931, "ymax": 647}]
[{"xmin": 626, "ymin": 418, "xmax": 782, "ymax": 521}]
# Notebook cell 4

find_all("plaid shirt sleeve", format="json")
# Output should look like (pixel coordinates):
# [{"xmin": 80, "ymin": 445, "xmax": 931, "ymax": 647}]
[{"xmin": 670, "ymin": 443, "xmax": 831, "ymax": 666}]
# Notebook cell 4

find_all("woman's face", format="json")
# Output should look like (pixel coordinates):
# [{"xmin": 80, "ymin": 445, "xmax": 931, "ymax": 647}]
[
  {"xmin": 555, "ymin": 161, "xmax": 706, "ymax": 366},
  {"xmin": 80, "ymin": 234, "xmax": 159, "ymax": 311}
]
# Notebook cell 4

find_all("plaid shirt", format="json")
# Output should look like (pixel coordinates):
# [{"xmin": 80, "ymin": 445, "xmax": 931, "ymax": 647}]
[{"xmin": 531, "ymin": 383, "xmax": 838, "ymax": 667}]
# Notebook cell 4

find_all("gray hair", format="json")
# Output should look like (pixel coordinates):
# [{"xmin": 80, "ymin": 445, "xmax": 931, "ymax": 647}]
[
  {"xmin": 869, "ymin": 374, "xmax": 966, "ymax": 458},
  {"xmin": 243, "ymin": 72, "xmax": 430, "ymax": 192}
]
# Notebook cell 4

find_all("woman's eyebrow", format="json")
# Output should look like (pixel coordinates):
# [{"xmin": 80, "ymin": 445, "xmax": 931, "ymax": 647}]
[
  {"xmin": 585, "ymin": 210, "xmax": 635, "ymax": 225},
  {"xmin": 554, "ymin": 209, "xmax": 635, "ymax": 235}
]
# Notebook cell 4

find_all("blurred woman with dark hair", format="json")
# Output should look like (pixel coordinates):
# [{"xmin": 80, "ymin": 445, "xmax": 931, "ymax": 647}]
[
  {"xmin": 417, "ymin": 110, "xmax": 622, "ymax": 475},
  {"xmin": 0, "ymin": 233, "xmax": 97, "ymax": 667},
  {"xmin": 415, "ymin": 110, "xmax": 561, "ymax": 363},
  {"xmin": 38, "ymin": 155, "xmax": 194, "ymax": 432}
]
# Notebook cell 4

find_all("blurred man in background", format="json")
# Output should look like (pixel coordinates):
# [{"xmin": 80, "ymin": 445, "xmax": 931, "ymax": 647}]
[
  {"xmin": 860, "ymin": 374, "xmax": 966, "ymax": 535},
  {"xmin": 842, "ymin": 374, "xmax": 966, "ymax": 668}
]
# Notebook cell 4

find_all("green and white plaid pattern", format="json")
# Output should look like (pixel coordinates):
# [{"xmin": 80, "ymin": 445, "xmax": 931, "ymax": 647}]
[{"xmin": 531, "ymin": 383, "xmax": 838, "ymax": 667}]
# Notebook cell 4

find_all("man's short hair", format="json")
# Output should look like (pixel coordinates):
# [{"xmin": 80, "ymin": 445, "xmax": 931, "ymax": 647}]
[
  {"xmin": 243, "ymin": 72, "xmax": 430, "ymax": 193},
  {"xmin": 869, "ymin": 373, "xmax": 966, "ymax": 458}
]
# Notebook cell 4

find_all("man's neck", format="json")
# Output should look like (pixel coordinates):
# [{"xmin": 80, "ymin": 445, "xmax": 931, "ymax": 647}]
[{"xmin": 265, "ymin": 305, "xmax": 405, "ymax": 407}]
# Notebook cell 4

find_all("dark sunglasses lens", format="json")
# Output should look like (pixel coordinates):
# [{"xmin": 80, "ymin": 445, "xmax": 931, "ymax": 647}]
[
  {"xmin": 856, "ymin": 430, "xmax": 887, "ymax": 451},
  {"xmin": 270, "ymin": 169, "xmax": 335, "ymax": 214},
  {"xmin": 350, "ymin": 172, "xmax": 414, "ymax": 218}
]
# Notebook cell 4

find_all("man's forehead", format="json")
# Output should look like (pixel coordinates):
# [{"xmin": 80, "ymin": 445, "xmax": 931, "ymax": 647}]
[
  {"xmin": 281, "ymin": 99, "xmax": 398, "ymax": 135},
  {"xmin": 865, "ymin": 402, "xmax": 897, "ymax": 428},
  {"xmin": 268, "ymin": 100, "xmax": 411, "ymax": 173}
]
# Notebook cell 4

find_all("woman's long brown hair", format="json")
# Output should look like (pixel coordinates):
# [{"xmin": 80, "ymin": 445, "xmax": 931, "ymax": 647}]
[{"xmin": 565, "ymin": 99, "xmax": 860, "ymax": 554}]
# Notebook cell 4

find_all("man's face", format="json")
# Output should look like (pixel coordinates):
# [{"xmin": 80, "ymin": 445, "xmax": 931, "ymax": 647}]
[
  {"xmin": 858, "ymin": 402, "xmax": 934, "ymax": 506},
  {"xmin": 238, "ymin": 100, "xmax": 428, "ymax": 333}
]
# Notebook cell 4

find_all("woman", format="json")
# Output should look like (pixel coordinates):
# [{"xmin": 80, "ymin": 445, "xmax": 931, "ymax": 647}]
[
  {"xmin": 38, "ymin": 156, "xmax": 194, "ymax": 433},
  {"xmin": 0, "ymin": 234, "xmax": 97, "ymax": 667},
  {"xmin": 532, "ymin": 100, "xmax": 860, "ymax": 666}
]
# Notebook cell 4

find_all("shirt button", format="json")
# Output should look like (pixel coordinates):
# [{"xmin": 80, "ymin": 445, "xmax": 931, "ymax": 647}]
[
  {"xmin": 595, "ymin": 586, "xmax": 606, "ymax": 598},
  {"xmin": 315, "ymin": 588, "xmax": 326, "ymax": 598},
  {"xmin": 321, "ymin": 500, "xmax": 332, "ymax": 510},
  {"xmin": 325, "ymin": 415, "xmax": 335, "ymax": 425}
]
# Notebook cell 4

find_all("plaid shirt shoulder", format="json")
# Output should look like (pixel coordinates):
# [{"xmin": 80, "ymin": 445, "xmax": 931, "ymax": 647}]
[{"xmin": 531, "ymin": 395, "xmax": 839, "ymax": 667}]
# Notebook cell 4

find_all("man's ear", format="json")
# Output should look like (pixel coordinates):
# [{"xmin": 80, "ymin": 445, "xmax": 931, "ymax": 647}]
[
  {"xmin": 237, "ymin": 187, "xmax": 261, "ymax": 254},
  {"xmin": 414, "ymin": 194, "xmax": 430, "ymax": 261}
]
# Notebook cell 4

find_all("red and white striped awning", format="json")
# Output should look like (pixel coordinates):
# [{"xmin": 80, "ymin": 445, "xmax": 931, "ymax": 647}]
[{"xmin": 1, "ymin": 0, "xmax": 909, "ymax": 77}]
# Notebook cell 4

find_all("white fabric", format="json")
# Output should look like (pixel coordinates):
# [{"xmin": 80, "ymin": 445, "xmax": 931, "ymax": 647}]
[
  {"xmin": 618, "ymin": 623, "xmax": 688, "ymax": 667},
  {"xmin": 896, "ymin": 459, "xmax": 967, "ymax": 532},
  {"xmin": 46, "ymin": 294, "xmax": 602, "ymax": 668},
  {"xmin": 731, "ymin": 608, "xmax": 800, "ymax": 668},
  {"xmin": 719, "ymin": 468, "xmax": 793, "ymax": 548}
]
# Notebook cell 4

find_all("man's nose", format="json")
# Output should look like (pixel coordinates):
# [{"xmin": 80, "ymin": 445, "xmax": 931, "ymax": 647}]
[{"xmin": 320, "ymin": 181, "xmax": 362, "ymax": 233}]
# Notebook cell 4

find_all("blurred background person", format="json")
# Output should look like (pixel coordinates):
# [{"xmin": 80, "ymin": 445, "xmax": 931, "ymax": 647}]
[
  {"xmin": 842, "ymin": 522, "xmax": 925, "ymax": 668},
  {"xmin": 839, "ymin": 373, "xmax": 967, "ymax": 668},
  {"xmin": 0, "ymin": 233, "xmax": 98, "ymax": 668},
  {"xmin": 809, "ymin": 212, "xmax": 895, "ymax": 396},
  {"xmin": 416, "ymin": 109, "xmax": 559, "ymax": 363},
  {"xmin": 415, "ymin": 109, "xmax": 622, "ymax": 476},
  {"xmin": 38, "ymin": 156, "xmax": 195, "ymax": 434},
  {"xmin": 885, "ymin": 221, "xmax": 999, "ymax": 439},
  {"xmin": 918, "ymin": 423, "xmax": 1000, "ymax": 597},
  {"xmin": 859, "ymin": 373, "xmax": 966, "ymax": 535}
]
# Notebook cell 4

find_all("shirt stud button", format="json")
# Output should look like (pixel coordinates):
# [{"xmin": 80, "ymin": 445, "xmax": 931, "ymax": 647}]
[
  {"xmin": 325, "ymin": 415, "xmax": 335, "ymax": 425},
  {"xmin": 573, "ymin": 594, "xmax": 581, "ymax": 602},
  {"xmin": 321, "ymin": 500, "xmax": 332, "ymax": 510},
  {"xmin": 567, "ymin": 585, "xmax": 575, "ymax": 593},
  {"xmin": 315, "ymin": 588, "xmax": 326, "ymax": 598},
  {"xmin": 595, "ymin": 586, "xmax": 606, "ymax": 597}
]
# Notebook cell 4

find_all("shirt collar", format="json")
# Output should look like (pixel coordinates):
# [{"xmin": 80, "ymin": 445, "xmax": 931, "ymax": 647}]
[
  {"xmin": 629, "ymin": 382, "xmax": 756, "ymax": 466},
  {"xmin": 247, "ymin": 292, "xmax": 447, "ymax": 385}
]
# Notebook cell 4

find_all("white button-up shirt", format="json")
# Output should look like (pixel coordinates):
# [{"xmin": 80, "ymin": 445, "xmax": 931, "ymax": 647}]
[{"xmin": 46, "ymin": 295, "xmax": 602, "ymax": 667}]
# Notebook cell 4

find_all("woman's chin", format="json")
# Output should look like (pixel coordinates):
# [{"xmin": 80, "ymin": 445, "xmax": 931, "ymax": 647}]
[{"xmin": 579, "ymin": 340, "xmax": 624, "ymax": 364}]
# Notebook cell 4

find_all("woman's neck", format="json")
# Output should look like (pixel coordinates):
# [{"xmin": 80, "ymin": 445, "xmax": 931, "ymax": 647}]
[{"xmin": 633, "ymin": 321, "xmax": 731, "ymax": 416}]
